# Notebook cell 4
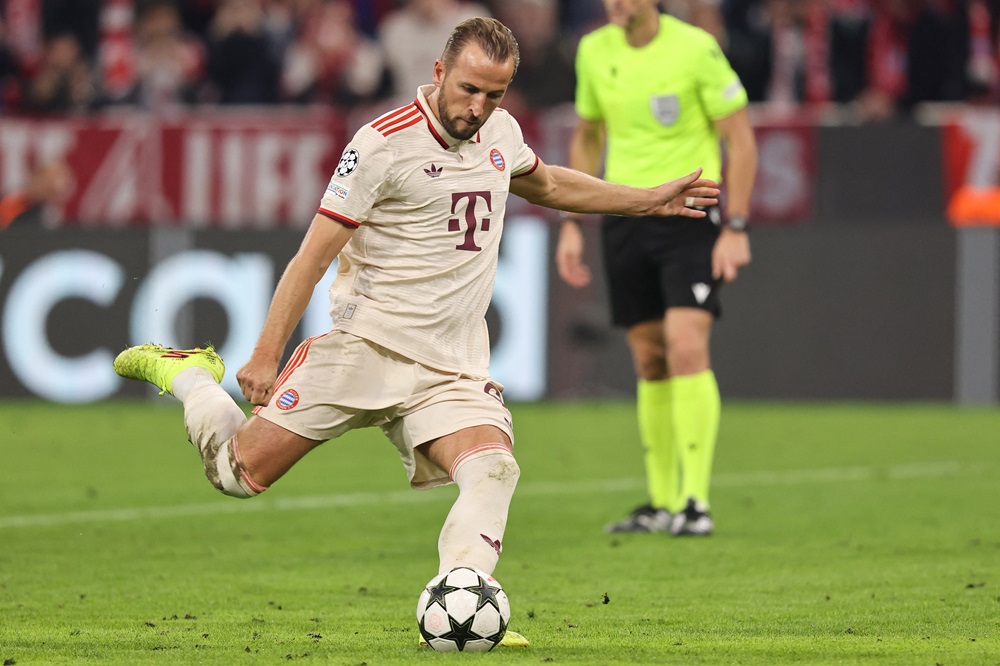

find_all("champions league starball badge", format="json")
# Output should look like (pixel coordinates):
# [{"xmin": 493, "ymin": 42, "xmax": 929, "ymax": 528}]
[{"xmin": 336, "ymin": 149, "xmax": 360, "ymax": 176}]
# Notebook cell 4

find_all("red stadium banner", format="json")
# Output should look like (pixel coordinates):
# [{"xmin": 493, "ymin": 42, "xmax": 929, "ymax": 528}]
[
  {"xmin": 748, "ymin": 114, "xmax": 816, "ymax": 224},
  {"xmin": 941, "ymin": 108, "xmax": 1000, "ymax": 226},
  {"xmin": 0, "ymin": 110, "xmax": 346, "ymax": 227},
  {"xmin": 0, "ymin": 108, "xmax": 815, "ymax": 226}
]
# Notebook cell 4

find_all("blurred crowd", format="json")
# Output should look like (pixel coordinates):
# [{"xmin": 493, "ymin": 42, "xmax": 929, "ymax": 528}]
[{"xmin": 0, "ymin": 0, "xmax": 997, "ymax": 121}]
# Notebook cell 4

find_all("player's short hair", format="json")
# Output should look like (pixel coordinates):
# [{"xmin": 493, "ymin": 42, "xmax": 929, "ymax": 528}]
[{"xmin": 442, "ymin": 17, "xmax": 520, "ymax": 78}]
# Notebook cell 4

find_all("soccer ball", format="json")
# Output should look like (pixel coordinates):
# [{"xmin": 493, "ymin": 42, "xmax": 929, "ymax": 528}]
[{"xmin": 416, "ymin": 567, "xmax": 510, "ymax": 652}]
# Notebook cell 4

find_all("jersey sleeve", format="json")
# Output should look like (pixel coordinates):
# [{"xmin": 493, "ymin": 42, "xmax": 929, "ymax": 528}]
[
  {"xmin": 318, "ymin": 126, "xmax": 393, "ymax": 227},
  {"xmin": 506, "ymin": 113, "xmax": 539, "ymax": 177},
  {"xmin": 574, "ymin": 34, "xmax": 602, "ymax": 121},
  {"xmin": 696, "ymin": 34, "xmax": 748, "ymax": 121}
]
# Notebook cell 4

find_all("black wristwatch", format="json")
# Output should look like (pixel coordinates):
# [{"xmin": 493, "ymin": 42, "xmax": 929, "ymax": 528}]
[{"xmin": 726, "ymin": 215, "xmax": 749, "ymax": 232}]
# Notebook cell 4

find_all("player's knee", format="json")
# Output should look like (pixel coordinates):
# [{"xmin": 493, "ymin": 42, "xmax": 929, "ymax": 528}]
[
  {"xmin": 201, "ymin": 438, "xmax": 269, "ymax": 499},
  {"xmin": 667, "ymin": 345, "xmax": 709, "ymax": 376},
  {"xmin": 629, "ymin": 344, "xmax": 667, "ymax": 380},
  {"xmin": 488, "ymin": 451, "xmax": 520, "ymax": 487},
  {"xmin": 451, "ymin": 445, "xmax": 520, "ymax": 490},
  {"xmin": 634, "ymin": 355, "xmax": 667, "ymax": 380},
  {"xmin": 477, "ymin": 450, "xmax": 519, "ymax": 492}
]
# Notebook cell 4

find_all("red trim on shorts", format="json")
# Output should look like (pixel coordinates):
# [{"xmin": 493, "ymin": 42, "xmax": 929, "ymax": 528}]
[
  {"xmin": 253, "ymin": 334, "xmax": 324, "ymax": 417},
  {"xmin": 318, "ymin": 208, "xmax": 360, "ymax": 228},
  {"xmin": 272, "ymin": 335, "xmax": 321, "ymax": 390},
  {"xmin": 231, "ymin": 436, "xmax": 269, "ymax": 494},
  {"xmin": 449, "ymin": 442, "xmax": 513, "ymax": 479},
  {"xmin": 510, "ymin": 155, "xmax": 539, "ymax": 179}
]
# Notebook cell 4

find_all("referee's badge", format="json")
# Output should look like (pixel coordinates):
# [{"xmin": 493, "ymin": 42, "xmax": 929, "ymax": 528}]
[{"xmin": 650, "ymin": 94, "xmax": 679, "ymax": 126}]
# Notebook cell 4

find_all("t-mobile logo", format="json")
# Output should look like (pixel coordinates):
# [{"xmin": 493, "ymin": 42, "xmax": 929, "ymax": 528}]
[{"xmin": 449, "ymin": 191, "xmax": 493, "ymax": 251}]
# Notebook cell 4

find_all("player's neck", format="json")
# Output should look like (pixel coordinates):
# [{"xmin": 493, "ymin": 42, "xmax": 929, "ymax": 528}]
[
  {"xmin": 624, "ymin": 9, "xmax": 660, "ymax": 48},
  {"xmin": 425, "ymin": 88, "xmax": 443, "ymax": 124}
]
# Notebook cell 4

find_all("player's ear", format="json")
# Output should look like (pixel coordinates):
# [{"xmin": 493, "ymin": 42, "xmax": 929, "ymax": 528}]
[{"xmin": 432, "ymin": 59, "xmax": 445, "ymax": 87}]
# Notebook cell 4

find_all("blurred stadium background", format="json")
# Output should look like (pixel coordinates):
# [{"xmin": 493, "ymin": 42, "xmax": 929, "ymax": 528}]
[
  {"xmin": 0, "ymin": 0, "xmax": 998, "ymax": 405},
  {"xmin": 2, "ymin": 4, "xmax": 999, "ymax": 663}
]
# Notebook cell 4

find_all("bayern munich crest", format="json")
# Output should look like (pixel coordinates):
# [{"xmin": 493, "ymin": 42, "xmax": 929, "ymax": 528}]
[
  {"xmin": 336, "ymin": 149, "xmax": 359, "ymax": 176},
  {"xmin": 489, "ymin": 148, "xmax": 505, "ymax": 171},
  {"xmin": 276, "ymin": 389, "xmax": 300, "ymax": 410}
]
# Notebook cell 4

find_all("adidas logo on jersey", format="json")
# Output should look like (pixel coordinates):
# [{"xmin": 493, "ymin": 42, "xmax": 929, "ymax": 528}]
[{"xmin": 424, "ymin": 163, "xmax": 443, "ymax": 178}]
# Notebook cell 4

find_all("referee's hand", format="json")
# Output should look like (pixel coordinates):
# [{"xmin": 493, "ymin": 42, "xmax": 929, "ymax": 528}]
[
  {"xmin": 712, "ymin": 229, "xmax": 751, "ymax": 283},
  {"xmin": 556, "ymin": 221, "xmax": 592, "ymax": 288}
]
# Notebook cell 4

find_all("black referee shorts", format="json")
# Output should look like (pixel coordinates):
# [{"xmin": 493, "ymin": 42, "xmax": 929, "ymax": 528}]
[{"xmin": 600, "ymin": 209, "xmax": 722, "ymax": 328}]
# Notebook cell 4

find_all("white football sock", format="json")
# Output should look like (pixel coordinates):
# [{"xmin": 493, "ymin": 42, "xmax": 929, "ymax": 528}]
[
  {"xmin": 171, "ymin": 367, "xmax": 215, "ymax": 402},
  {"xmin": 175, "ymin": 372, "xmax": 259, "ymax": 498},
  {"xmin": 178, "ymin": 372, "xmax": 245, "ymax": 454},
  {"xmin": 438, "ymin": 444, "xmax": 520, "ymax": 575}
]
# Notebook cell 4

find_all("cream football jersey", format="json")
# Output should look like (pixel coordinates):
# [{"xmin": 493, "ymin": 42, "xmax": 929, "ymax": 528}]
[{"xmin": 317, "ymin": 85, "xmax": 539, "ymax": 376}]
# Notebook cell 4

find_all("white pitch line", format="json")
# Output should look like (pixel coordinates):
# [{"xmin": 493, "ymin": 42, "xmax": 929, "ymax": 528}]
[{"xmin": 0, "ymin": 461, "xmax": 965, "ymax": 530}]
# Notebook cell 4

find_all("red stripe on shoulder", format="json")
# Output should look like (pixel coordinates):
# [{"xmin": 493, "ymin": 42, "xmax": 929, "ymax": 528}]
[
  {"xmin": 318, "ymin": 208, "xmax": 361, "ymax": 227},
  {"xmin": 372, "ymin": 104, "xmax": 417, "ymax": 132},
  {"xmin": 510, "ymin": 155, "xmax": 540, "ymax": 178},
  {"xmin": 382, "ymin": 115, "xmax": 422, "ymax": 137},
  {"xmin": 376, "ymin": 108, "xmax": 420, "ymax": 137}
]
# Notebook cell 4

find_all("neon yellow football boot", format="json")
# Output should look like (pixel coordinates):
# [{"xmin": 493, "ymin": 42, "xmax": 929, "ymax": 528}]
[
  {"xmin": 418, "ymin": 629, "xmax": 529, "ymax": 649},
  {"xmin": 113, "ymin": 343, "xmax": 225, "ymax": 396},
  {"xmin": 497, "ymin": 630, "xmax": 530, "ymax": 647}
]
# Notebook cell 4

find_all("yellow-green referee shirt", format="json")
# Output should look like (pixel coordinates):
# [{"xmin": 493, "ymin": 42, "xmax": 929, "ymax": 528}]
[{"xmin": 575, "ymin": 14, "xmax": 748, "ymax": 188}]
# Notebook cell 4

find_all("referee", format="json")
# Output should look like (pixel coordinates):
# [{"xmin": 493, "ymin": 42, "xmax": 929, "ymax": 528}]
[{"xmin": 556, "ymin": 0, "xmax": 757, "ymax": 535}]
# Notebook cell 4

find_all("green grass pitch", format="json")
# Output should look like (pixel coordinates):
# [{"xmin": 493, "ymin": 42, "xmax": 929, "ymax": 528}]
[{"xmin": 1, "ymin": 400, "xmax": 997, "ymax": 665}]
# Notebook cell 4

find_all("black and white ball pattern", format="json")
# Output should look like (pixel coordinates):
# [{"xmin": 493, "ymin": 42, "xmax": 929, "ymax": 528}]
[{"xmin": 416, "ymin": 567, "xmax": 510, "ymax": 652}]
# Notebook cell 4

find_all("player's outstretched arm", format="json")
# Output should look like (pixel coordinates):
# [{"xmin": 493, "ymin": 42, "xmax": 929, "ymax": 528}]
[
  {"xmin": 237, "ymin": 214, "xmax": 355, "ymax": 406},
  {"xmin": 510, "ymin": 160, "xmax": 719, "ymax": 218}
]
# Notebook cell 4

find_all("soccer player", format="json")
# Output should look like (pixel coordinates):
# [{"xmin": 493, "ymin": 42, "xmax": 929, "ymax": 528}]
[
  {"xmin": 555, "ymin": 0, "xmax": 758, "ymax": 536},
  {"xmin": 114, "ymin": 17, "xmax": 719, "ymax": 643}
]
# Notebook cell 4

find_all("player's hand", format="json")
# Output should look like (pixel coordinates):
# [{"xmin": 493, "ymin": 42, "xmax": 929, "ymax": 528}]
[
  {"xmin": 649, "ymin": 168, "xmax": 720, "ymax": 218},
  {"xmin": 712, "ymin": 228, "xmax": 751, "ymax": 282},
  {"xmin": 236, "ymin": 355, "xmax": 279, "ymax": 406},
  {"xmin": 556, "ymin": 221, "xmax": 592, "ymax": 288}
]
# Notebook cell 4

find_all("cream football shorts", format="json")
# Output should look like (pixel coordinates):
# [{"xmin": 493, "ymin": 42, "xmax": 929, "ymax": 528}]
[{"xmin": 253, "ymin": 330, "xmax": 514, "ymax": 489}]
